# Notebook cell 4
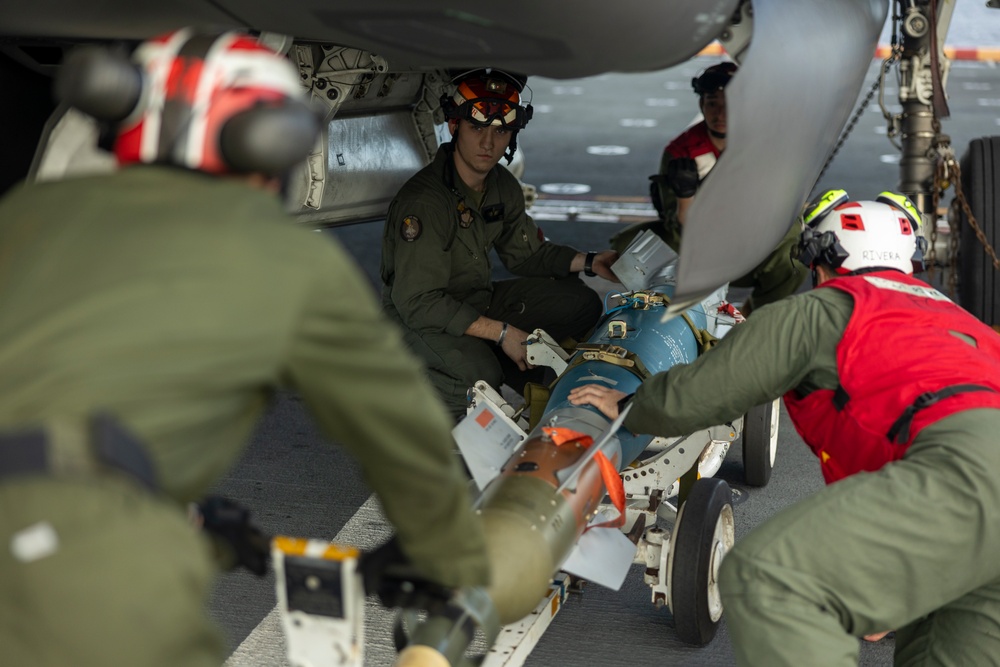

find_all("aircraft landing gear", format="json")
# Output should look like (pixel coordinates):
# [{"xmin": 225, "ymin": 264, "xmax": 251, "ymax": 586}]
[{"xmin": 957, "ymin": 136, "xmax": 1000, "ymax": 326}]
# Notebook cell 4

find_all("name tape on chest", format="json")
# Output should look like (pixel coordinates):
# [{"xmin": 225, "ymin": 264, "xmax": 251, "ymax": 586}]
[
  {"xmin": 863, "ymin": 275, "xmax": 950, "ymax": 302},
  {"xmin": 482, "ymin": 203, "xmax": 505, "ymax": 222}
]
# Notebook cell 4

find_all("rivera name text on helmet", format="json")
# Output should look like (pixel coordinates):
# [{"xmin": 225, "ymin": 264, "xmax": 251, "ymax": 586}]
[
  {"xmin": 55, "ymin": 28, "xmax": 320, "ymax": 177},
  {"xmin": 797, "ymin": 189, "xmax": 928, "ymax": 275}
]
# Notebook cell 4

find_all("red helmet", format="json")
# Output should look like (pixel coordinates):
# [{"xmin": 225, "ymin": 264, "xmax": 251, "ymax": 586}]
[
  {"xmin": 441, "ymin": 68, "xmax": 532, "ymax": 130},
  {"xmin": 106, "ymin": 29, "xmax": 318, "ymax": 175}
]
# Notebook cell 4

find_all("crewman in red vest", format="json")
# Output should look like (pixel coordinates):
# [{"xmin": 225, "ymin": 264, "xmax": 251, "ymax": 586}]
[
  {"xmin": 573, "ymin": 189, "xmax": 1000, "ymax": 665},
  {"xmin": 611, "ymin": 62, "xmax": 807, "ymax": 313}
]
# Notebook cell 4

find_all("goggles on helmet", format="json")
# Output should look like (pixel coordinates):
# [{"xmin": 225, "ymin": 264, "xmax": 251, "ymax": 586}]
[
  {"xmin": 876, "ymin": 191, "xmax": 922, "ymax": 232},
  {"xmin": 801, "ymin": 189, "xmax": 849, "ymax": 228},
  {"xmin": 449, "ymin": 96, "xmax": 532, "ymax": 129}
]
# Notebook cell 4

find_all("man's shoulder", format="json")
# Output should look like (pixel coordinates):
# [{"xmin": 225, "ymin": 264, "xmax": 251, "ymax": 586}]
[
  {"xmin": 757, "ymin": 288, "xmax": 854, "ymax": 326},
  {"xmin": 489, "ymin": 162, "xmax": 523, "ymax": 197},
  {"xmin": 665, "ymin": 121, "xmax": 711, "ymax": 158},
  {"xmin": 393, "ymin": 159, "xmax": 452, "ymax": 207}
]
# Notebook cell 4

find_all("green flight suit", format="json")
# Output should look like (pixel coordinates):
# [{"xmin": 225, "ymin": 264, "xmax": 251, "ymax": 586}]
[
  {"xmin": 0, "ymin": 166, "xmax": 489, "ymax": 666},
  {"xmin": 610, "ymin": 147, "xmax": 807, "ymax": 313},
  {"xmin": 625, "ymin": 288, "xmax": 1000, "ymax": 666},
  {"xmin": 381, "ymin": 145, "xmax": 601, "ymax": 418}
]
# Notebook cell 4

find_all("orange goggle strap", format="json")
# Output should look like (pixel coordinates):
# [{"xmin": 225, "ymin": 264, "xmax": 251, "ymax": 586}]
[{"xmin": 541, "ymin": 426, "xmax": 626, "ymax": 530}]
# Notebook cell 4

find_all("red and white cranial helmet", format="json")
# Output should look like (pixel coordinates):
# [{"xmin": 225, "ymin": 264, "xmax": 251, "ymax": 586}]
[
  {"xmin": 797, "ymin": 189, "xmax": 928, "ymax": 275},
  {"xmin": 113, "ymin": 29, "xmax": 316, "ymax": 175},
  {"xmin": 442, "ymin": 68, "xmax": 532, "ymax": 130}
]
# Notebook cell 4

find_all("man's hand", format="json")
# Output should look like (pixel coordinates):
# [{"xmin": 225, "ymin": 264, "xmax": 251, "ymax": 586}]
[
  {"xmin": 666, "ymin": 157, "xmax": 700, "ymax": 198},
  {"xmin": 500, "ymin": 325, "xmax": 533, "ymax": 371},
  {"xmin": 572, "ymin": 250, "xmax": 621, "ymax": 282},
  {"xmin": 590, "ymin": 250, "xmax": 620, "ymax": 282},
  {"xmin": 568, "ymin": 384, "xmax": 627, "ymax": 420}
]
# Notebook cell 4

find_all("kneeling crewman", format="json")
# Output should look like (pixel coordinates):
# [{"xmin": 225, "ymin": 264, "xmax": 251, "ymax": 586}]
[{"xmin": 573, "ymin": 190, "xmax": 1000, "ymax": 665}]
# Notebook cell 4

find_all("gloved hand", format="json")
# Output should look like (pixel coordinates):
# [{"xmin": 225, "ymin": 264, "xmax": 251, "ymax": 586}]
[
  {"xmin": 360, "ymin": 537, "xmax": 452, "ymax": 612},
  {"xmin": 666, "ymin": 157, "xmax": 700, "ymax": 198},
  {"xmin": 195, "ymin": 496, "xmax": 271, "ymax": 576}
]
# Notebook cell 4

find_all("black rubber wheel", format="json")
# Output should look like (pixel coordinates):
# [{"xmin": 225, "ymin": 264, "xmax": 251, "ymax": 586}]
[
  {"xmin": 958, "ymin": 136, "xmax": 1000, "ymax": 325},
  {"xmin": 741, "ymin": 399, "xmax": 779, "ymax": 487},
  {"xmin": 668, "ymin": 477, "xmax": 735, "ymax": 646}
]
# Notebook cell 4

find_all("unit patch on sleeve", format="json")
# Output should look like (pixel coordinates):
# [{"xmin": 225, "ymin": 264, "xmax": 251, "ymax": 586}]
[{"xmin": 400, "ymin": 215, "xmax": 422, "ymax": 242}]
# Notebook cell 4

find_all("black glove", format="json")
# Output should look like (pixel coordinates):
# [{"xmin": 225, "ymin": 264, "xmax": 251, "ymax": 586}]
[
  {"xmin": 665, "ymin": 157, "xmax": 700, "ymax": 198},
  {"xmin": 360, "ymin": 537, "xmax": 451, "ymax": 611},
  {"xmin": 197, "ymin": 496, "xmax": 271, "ymax": 576}
]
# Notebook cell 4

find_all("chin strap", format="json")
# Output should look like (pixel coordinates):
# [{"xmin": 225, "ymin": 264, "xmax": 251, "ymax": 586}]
[{"xmin": 708, "ymin": 128, "xmax": 726, "ymax": 139}]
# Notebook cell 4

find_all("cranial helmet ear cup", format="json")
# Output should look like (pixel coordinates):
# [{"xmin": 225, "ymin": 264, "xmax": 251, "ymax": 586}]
[
  {"xmin": 219, "ymin": 100, "xmax": 321, "ymax": 176},
  {"xmin": 55, "ymin": 46, "xmax": 143, "ymax": 122}
]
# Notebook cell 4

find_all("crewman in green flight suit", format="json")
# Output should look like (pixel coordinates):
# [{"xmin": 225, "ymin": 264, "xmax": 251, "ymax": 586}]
[
  {"xmin": 574, "ymin": 190, "xmax": 1000, "ymax": 666},
  {"xmin": 381, "ymin": 68, "xmax": 619, "ymax": 419},
  {"xmin": 0, "ymin": 29, "xmax": 489, "ymax": 666}
]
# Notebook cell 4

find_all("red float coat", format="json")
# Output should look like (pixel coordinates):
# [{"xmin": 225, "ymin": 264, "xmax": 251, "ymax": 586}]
[
  {"xmin": 665, "ymin": 121, "xmax": 720, "ymax": 180},
  {"xmin": 784, "ymin": 270, "xmax": 1000, "ymax": 483}
]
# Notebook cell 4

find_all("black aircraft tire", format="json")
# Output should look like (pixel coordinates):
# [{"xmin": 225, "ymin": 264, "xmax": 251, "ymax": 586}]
[
  {"xmin": 958, "ymin": 136, "xmax": 1000, "ymax": 325},
  {"xmin": 742, "ymin": 399, "xmax": 779, "ymax": 487},
  {"xmin": 669, "ymin": 478, "xmax": 735, "ymax": 647}
]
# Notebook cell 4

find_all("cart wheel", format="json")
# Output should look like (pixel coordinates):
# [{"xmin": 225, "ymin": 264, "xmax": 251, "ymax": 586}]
[
  {"xmin": 666, "ymin": 477, "xmax": 735, "ymax": 646},
  {"xmin": 958, "ymin": 136, "xmax": 1000, "ymax": 325},
  {"xmin": 741, "ymin": 398, "xmax": 779, "ymax": 487}
]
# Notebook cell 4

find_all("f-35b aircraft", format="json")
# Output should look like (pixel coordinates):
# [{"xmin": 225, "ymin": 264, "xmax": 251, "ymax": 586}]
[
  {"xmin": 3, "ymin": 0, "xmax": 995, "ymax": 316},
  {"xmin": 0, "ymin": 0, "xmax": 901, "ymax": 303}
]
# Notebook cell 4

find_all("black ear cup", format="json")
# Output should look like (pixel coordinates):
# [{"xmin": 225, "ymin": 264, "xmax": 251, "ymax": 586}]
[
  {"xmin": 797, "ymin": 228, "xmax": 849, "ymax": 269},
  {"xmin": 219, "ymin": 100, "xmax": 321, "ymax": 176},
  {"xmin": 55, "ymin": 46, "xmax": 143, "ymax": 121}
]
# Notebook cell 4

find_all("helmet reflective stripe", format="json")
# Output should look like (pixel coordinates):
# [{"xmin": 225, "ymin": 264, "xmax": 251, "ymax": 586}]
[
  {"xmin": 167, "ymin": 32, "xmax": 218, "ymax": 168},
  {"xmin": 186, "ymin": 33, "xmax": 303, "ymax": 170},
  {"xmin": 876, "ymin": 191, "xmax": 922, "ymax": 233},
  {"xmin": 802, "ymin": 189, "xmax": 849, "ymax": 228},
  {"xmin": 133, "ymin": 28, "xmax": 191, "ymax": 164}
]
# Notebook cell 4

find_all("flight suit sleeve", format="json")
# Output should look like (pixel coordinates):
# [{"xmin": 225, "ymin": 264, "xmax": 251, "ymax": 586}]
[
  {"xmin": 383, "ymin": 194, "xmax": 482, "ymax": 336},
  {"xmin": 493, "ymin": 177, "xmax": 578, "ymax": 277},
  {"xmin": 624, "ymin": 291, "xmax": 850, "ymax": 437},
  {"xmin": 287, "ymin": 240, "xmax": 489, "ymax": 588},
  {"xmin": 656, "ymin": 149, "xmax": 684, "ymax": 247}
]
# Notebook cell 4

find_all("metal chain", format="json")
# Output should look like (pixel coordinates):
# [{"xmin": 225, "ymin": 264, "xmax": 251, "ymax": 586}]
[
  {"xmin": 812, "ymin": 50, "xmax": 901, "ymax": 192},
  {"xmin": 927, "ymin": 158, "xmax": 943, "ymax": 284},
  {"xmin": 948, "ymin": 196, "xmax": 961, "ymax": 297}
]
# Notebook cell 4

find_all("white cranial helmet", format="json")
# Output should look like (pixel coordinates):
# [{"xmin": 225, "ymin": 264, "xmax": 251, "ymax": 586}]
[{"xmin": 797, "ymin": 189, "xmax": 927, "ymax": 275}]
